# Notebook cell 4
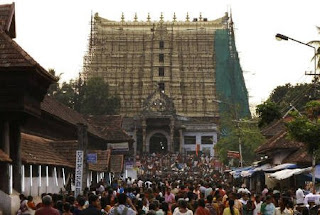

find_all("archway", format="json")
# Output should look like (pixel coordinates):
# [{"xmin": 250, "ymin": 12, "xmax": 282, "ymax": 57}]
[{"xmin": 149, "ymin": 133, "xmax": 168, "ymax": 154}]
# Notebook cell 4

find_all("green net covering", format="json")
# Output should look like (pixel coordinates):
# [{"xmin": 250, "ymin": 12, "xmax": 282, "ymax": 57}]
[{"xmin": 214, "ymin": 29, "xmax": 251, "ymax": 119}]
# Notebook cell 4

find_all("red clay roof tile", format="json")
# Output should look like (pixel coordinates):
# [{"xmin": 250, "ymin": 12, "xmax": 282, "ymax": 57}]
[
  {"xmin": 21, "ymin": 133, "xmax": 74, "ymax": 168},
  {"xmin": 0, "ymin": 149, "xmax": 11, "ymax": 162}
]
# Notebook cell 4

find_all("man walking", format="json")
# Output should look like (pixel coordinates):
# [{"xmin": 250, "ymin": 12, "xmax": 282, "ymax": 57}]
[{"xmin": 35, "ymin": 195, "xmax": 59, "ymax": 215}]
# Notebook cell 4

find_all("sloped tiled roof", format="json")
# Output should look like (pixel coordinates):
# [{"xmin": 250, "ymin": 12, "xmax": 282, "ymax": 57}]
[
  {"xmin": 86, "ymin": 115, "xmax": 132, "ymax": 142},
  {"xmin": 0, "ymin": 149, "xmax": 11, "ymax": 162},
  {"xmin": 0, "ymin": 30, "xmax": 56, "ymax": 82},
  {"xmin": 50, "ymin": 140, "xmax": 111, "ymax": 171},
  {"xmin": 86, "ymin": 115, "xmax": 123, "ymax": 128},
  {"xmin": 0, "ymin": 3, "xmax": 15, "ymax": 36},
  {"xmin": 283, "ymin": 145, "xmax": 312, "ymax": 165},
  {"xmin": 21, "ymin": 133, "xmax": 74, "ymax": 168},
  {"xmin": 21, "ymin": 133, "xmax": 111, "ymax": 171},
  {"xmin": 260, "ymin": 119, "xmax": 286, "ymax": 138},
  {"xmin": 41, "ymin": 96, "xmax": 105, "ymax": 140},
  {"xmin": 255, "ymin": 130, "xmax": 304, "ymax": 154}
]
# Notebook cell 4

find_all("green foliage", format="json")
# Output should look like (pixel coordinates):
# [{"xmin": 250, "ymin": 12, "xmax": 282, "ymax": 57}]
[
  {"xmin": 48, "ymin": 76, "xmax": 120, "ymax": 115},
  {"xmin": 268, "ymin": 83, "xmax": 317, "ymax": 112},
  {"xmin": 286, "ymin": 100, "xmax": 320, "ymax": 153},
  {"xmin": 81, "ymin": 77, "xmax": 120, "ymax": 115},
  {"xmin": 256, "ymin": 101, "xmax": 281, "ymax": 128},
  {"xmin": 215, "ymin": 114, "xmax": 265, "ymax": 166}
]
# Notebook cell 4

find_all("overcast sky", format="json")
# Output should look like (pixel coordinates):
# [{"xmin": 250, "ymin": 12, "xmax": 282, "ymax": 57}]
[{"xmin": 2, "ymin": 0, "xmax": 320, "ymax": 108}]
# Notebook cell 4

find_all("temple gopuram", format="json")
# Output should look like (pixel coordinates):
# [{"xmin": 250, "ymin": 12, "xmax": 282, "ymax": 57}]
[{"xmin": 83, "ymin": 12, "xmax": 250, "ymax": 156}]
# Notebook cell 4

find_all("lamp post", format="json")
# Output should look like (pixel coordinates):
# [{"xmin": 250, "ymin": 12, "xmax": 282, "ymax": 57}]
[
  {"xmin": 275, "ymin": 33, "xmax": 318, "ymax": 191},
  {"xmin": 275, "ymin": 33, "xmax": 317, "ymax": 80},
  {"xmin": 213, "ymin": 99, "xmax": 243, "ymax": 167}
]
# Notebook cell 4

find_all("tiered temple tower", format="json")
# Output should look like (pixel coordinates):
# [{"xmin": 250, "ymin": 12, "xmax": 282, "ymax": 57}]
[{"xmin": 84, "ymin": 12, "xmax": 250, "ymax": 156}]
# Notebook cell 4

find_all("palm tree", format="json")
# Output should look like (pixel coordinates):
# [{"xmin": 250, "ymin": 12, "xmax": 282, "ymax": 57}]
[{"xmin": 308, "ymin": 26, "xmax": 320, "ymax": 78}]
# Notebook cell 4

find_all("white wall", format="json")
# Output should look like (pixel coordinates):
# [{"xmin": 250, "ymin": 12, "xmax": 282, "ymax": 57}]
[
  {"xmin": 182, "ymin": 131, "xmax": 217, "ymax": 156},
  {"xmin": 22, "ymin": 165, "xmax": 68, "ymax": 197},
  {"xmin": 273, "ymin": 151, "xmax": 291, "ymax": 165},
  {"xmin": 23, "ymin": 176, "xmax": 65, "ymax": 196},
  {"xmin": 0, "ymin": 189, "xmax": 20, "ymax": 215}
]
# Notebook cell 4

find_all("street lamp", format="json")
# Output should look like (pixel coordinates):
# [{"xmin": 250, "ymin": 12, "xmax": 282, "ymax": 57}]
[
  {"xmin": 275, "ymin": 33, "xmax": 318, "ymax": 191},
  {"xmin": 275, "ymin": 33, "xmax": 317, "ymax": 79}
]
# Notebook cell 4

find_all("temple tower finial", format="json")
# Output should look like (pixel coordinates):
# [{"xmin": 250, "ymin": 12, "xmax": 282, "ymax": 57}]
[
  {"xmin": 121, "ymin": 12, "xmax": 125, "ymax": 22},
  {"xmin": 147, "ymin": 13, "xmax": 151, "ymax": 22},
  {"xmin": 186, "ymin": 12, "xmax": 190, "ymax": 22},
  {"xmin": 199, "ymin": 12, "xmax": 203, "ymax": 21},
  {"xmin": 160, "ymin": 12, "xmax": 164, "ymax": 22},
  {"xmin": 134, "ymin": 13, "xmax": 138, "ymax": 22},
  {"xmin": 173, "ymin": 12, "xmax": 177, "ymax": 22}
]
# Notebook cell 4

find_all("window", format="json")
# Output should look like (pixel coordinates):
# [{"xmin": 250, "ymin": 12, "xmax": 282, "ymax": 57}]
[
  {"xmin": 159, "ymin": 54, "xmax": 164, "ymax": 63},
  {"xmin": 201, "ymin": 136, "xmax": 213, "ymax": 145},
  {"xmin": 159, "ymin": 67, "xmax": 164, "ymax": 76},
  {"xmin": 184, "ymin": 136, "xmax": 196, "ymax": 145},
  {"xmin": 158, "ymin": 82, "xmax": 165, "ymax": 93},
  {"xmin": 159, "ymin": 41, "xmax": 164, "ymax": 49}
]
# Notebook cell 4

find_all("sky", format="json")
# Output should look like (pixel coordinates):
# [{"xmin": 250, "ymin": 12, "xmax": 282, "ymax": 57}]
[{"xmin": 1, "ymin": 0, "xmax": 320, "ymax": 109}]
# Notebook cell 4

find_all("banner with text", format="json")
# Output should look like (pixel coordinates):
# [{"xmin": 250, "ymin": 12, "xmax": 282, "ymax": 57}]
[{"xmin": 75, "ymin": 150, "xmax": 83, "ymax": 197}]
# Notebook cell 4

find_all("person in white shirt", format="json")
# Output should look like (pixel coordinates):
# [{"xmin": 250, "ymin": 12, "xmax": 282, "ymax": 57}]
[
  {"xmin": 296, "ymin": 188, "xmax": 305, "ymax": 205},
  {"xmin": 304, "ymin": 192, "xmax": 314, "ymax": 206},
  {"xmin": 145, "ymin": 180, "xmax": 152, "ymax": 189},
  {"xmin": 137, "ymin": 179, "xmax": 143, "ymax": 188},
  {"xmin": 253, "ymin": 195, "xmax": 262, "ymax": 215},
  {"xmin": 109, "ymin": 193, "xmax": 137, "ymax": 215}
]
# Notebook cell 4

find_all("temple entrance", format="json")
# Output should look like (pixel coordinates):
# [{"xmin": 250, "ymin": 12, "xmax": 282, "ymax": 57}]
[{"xmin": 149, "ymin": 133, "xmax": 168, "ymax": 154}]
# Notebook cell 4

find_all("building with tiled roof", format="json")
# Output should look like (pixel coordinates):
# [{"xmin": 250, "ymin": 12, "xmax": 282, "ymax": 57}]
[
  {"xmin": 0, "ymin": 3, "xmax": 15, "ymax": 38},
  {"xmin": 0, "ymin": 4, "xmax": 133, "ymax": 211},
  {"xmin": 256, "ymin": 119, "xmax": 311, "ymax": 166}
]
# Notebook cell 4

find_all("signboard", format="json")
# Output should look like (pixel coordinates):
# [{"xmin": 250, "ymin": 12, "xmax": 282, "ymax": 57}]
[
  {"xmin": 125, "ymin": 160, "xmax": 134, "ymax": 169},
  {"xmin": 75, "ymin": 150, "xmax": 83, "ymax": 197},
  {"xmin": 110, "ymin": 155, "xmax": 124, "ymax": 173},
  {"xmin": 87, "ymin": 153, "xmax": 97, "ymax": 164},
  {"xmin": 108, "ymin": 142, "xmax": 129, "ymax": 152},
  {"xmin": 227, "ymin": 150, "xmax": 240, "ymax": 159}
]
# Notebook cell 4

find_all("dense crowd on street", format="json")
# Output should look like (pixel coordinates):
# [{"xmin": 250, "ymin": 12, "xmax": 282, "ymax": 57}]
[
  {"xmin": 135, "ymin": 153, "xmax": 222, "ymax": 178},
  {"xmin": 16, "ymin": 168, "xmax": 320, "ymax": 215}
]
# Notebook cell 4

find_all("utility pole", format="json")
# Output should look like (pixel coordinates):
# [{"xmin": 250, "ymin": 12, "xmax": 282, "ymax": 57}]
[
  {"xmin": 276, "ymin": 33, "xmax": 319, "ymax": 192},
  {"xmin": 237, "ymin": 121, "xmax": 243, "ymax": 167}
]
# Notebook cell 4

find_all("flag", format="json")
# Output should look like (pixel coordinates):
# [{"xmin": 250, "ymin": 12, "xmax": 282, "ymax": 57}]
[{"xmin": 196, "ymin": 144, "xmax": 200, "ymax": 156}]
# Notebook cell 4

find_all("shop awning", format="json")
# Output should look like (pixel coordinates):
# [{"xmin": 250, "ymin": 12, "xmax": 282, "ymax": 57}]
[
  {"xmin": 241, "ymin": 163, "xmax": 271, "ymax": 177},
  {"xmin": 230, "ymin": 166, "xmax": 253, "ymax": 178},
  {"xmin": 303, "ymin": 165, "xmax": 320, "ymax": 180},
  {"xmin": 269, "ymin": 167, "xmax": 312, "ymax": 180},
  {"xmin": 264, "ymin": 163, "xmax": 297, "ymax": 172}
]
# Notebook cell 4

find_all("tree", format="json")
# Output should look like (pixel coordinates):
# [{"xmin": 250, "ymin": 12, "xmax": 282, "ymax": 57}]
[
  {"xmin": 256, "ymin": 101, "xmax": 281, "ymax": 128},
  {"xmin": 286, "ymin": 100, "xmax": 320, "ymax": 190},
  {"xmin": 48, "ymin": 76, "xmax": 120, "ymax": 115},
  {"xmin": 81, "ymin": 77, "xmax": 120, "ymax": 115},
  {"xmin": 269, "ymin": 83, "xmax": 317, "ymax": 112},
  {"xmin": 215, "ymin": 114, "xmax": 265, "ymax": 166},
  {"xmin": 308, "ymin": 26, "xmax": 320, "ymax": 79}
]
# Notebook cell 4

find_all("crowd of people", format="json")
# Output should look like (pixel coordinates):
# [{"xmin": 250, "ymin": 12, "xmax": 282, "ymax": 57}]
[
  {"xmin": 135, "ymin": 153, "xmax": 222, "ymax": 178},
  {"xmin": 16, "ymin": 172, "xmax": 319, "ymax": 215}
]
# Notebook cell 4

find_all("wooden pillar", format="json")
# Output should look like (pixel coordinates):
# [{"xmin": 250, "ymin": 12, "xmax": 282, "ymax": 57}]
[
  {"xmin": 2, "ymin": 121, "xmax": 10, "ymax": 155},
  {"xmin": 77, "ymin": 123, "xmax": 88, "ymax": 193},
  {"xmin": 0, "ymin": 121, "xmax": 10, "ymax": 194},
  {"xmin": 142, "ymin": 118, "xmax": 147, "ymax": 153},
  {"xmin": 10, "ymin": 122, "xmax": 22, "ymax": 193},
  {"xmin": 169, "ymin": 117, "xmax": 174, "ymax": 153}
]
